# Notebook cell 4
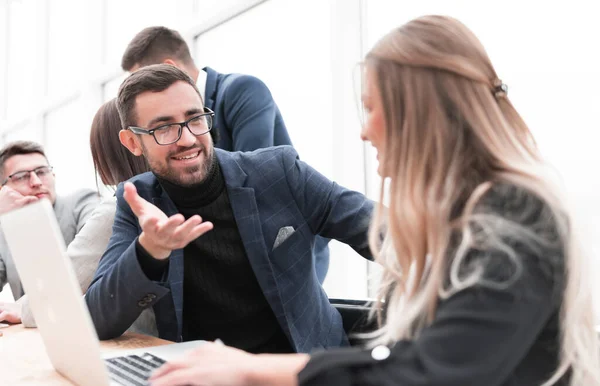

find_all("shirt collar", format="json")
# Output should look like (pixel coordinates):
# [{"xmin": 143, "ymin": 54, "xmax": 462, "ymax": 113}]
[{"xmin": 196, "ymin": 69, "xmax": 207, "ymax": 103}]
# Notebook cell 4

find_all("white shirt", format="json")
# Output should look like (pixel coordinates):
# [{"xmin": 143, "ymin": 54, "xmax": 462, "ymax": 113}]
[{"xmin": 197, "ymin": 69, "xmax": 207, "ymax": 103}]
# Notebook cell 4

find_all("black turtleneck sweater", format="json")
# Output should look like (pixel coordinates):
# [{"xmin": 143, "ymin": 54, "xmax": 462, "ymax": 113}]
[{"xmin": 136, "ymin": 156, "xmax": 292, "ymax": 354}]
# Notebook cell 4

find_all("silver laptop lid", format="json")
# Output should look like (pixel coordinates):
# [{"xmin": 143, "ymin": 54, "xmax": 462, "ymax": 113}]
[{"xmin": 1, "ymin": 199, "xmax": 110, "ymax": 386}]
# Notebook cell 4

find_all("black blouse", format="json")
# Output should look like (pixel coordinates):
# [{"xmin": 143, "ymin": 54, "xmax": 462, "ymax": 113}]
[{"xmin": 298, "ymin": 184, "xmax": 567, "ymax": 386}]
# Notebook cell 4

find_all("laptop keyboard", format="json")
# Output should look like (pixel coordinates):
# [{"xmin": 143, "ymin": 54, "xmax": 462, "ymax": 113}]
[{"xmin": 105, "ymin": 352, "xmax": 166, "ymax": 386}]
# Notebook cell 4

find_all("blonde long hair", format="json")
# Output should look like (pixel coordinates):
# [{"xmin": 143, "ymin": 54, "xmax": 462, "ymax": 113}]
[{"xmin": 365, "ymin": 15, "xmax": 599, "ymax": 385}]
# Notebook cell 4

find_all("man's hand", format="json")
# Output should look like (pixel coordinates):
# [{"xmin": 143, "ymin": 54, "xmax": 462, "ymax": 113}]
[
  {"xmin": 123, "ymin": 182, "xmax": 213, "ymax": 260},
  {"xmin": 0, "ymin": 301, "xmax": 22, "ymax": 324},
  {"xmin": 0, "ymin": 185, "xmax": 38, "ymax": 215}
]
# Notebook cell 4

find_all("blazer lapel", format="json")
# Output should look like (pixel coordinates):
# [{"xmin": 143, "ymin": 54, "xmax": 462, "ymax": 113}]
[
  {"xmin": 152, "ymin": 186, "xmax": 185, "ymax": 339},
  {"xmin": 216, "ymin": 150, "xmax": 290, "ymax": 338},
  {"xmin": 202, "ymin": 67, "xmax": 218, "ymax": 111}
]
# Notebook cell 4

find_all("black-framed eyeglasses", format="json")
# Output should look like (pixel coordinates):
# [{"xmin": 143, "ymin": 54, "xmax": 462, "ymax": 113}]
[
  {"xmin": 127, "ymin": 107, "xmax": 215, "ymax": 146},
  {"xmin": 2, "ymin": 166, "xmax": 54, "ymax": 185}
]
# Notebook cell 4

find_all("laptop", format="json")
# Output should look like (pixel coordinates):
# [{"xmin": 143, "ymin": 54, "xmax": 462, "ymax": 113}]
[{"xmin": 0, "ymin": 199, "xmax": 205, "ymax": 386}]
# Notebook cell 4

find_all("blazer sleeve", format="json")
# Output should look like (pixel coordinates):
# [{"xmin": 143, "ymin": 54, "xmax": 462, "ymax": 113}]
[
  {"xmin": 84, "ymin": 185, "xmax": 170, "ymax": 340},
  {"xmin": 282, "ymin": 147, "xmax": 374, "ymax": 259},
  {"xmin": 298, "ymin": 189, "xmax": 565, "ymax": 386},
  {"xmin": 223, "ymin": 75, "xmax": 289, "ymax": 151}
]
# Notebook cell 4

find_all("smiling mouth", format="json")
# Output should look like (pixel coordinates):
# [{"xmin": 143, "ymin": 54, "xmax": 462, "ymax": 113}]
[{"xmin": 171, "ymin": 150, "xmax": 201, "ymax": 161}]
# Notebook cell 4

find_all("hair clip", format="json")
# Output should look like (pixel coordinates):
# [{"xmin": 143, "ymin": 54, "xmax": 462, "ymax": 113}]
[{"xmin": 492, "ymin": 78, "xmax": 508, "ymax": 98}]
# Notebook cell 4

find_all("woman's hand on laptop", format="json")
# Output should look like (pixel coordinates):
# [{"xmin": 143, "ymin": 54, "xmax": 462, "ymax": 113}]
[
  {"xmin": 0, "ymin": 301, "xmax": 22, "ymax": 324},
  {"xmin": 123, "ymin": 182, "xmax": 214, "ymax": 260},
  {"xmin": 148, "ymin": 342, "xmax": 260, "ymax": 386},
  {"xmin": 148, "ymin": 341, "xmax": 309, "ymax": 386}
]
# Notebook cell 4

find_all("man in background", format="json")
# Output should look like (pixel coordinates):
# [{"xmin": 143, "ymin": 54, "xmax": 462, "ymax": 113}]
[
  {"xmin": 121, "ymin": 26, "xmax": 329, "ymax": 283},
  {"xmin": 0, "ymin": 141, "xmax": 100, "ymax": 326}
]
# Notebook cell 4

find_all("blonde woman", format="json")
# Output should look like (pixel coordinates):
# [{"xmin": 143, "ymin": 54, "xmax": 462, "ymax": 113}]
[{"xmin": 149, "ymin": 15, "xmax": 600, "ymax": 386}]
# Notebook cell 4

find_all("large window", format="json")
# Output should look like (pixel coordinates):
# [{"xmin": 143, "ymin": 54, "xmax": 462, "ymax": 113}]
[
  {"xmin": 194, "ymin": 0, "xmax": 335, "ymax": 177},
  {"xmin": 0, "ymin": 0, "xmax": 599, "ymax": 306},
  {"xmin": 1, "ymin": 119, "xmax": 44, "ymax": 147},
  {"xmin": 4, "ymin": 0, "xmax": 42, "ymax": 119},
  {"xmin": 103, "ymin": 73, "xmax": 127, "ymax": 103},
  {"xmin": 0, "ymin": 1, "xmax": 7, "ymax": 121},
  {"xmin": 103, "ymin": 0, "xmax": 198, "ymax": 68},
  {"xmin": 44, "ymin": 98, "xmax": 98, "ymax": 195}
]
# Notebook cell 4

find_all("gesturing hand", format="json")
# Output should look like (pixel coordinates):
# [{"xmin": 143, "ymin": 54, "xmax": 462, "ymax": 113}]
[
  {"xmin": 123, "ymin": 182, "xmax": 213, "ymax": 260},
  {"xmin": 0, "ymin": 185, "xmax": 38, "ymax": 215}
]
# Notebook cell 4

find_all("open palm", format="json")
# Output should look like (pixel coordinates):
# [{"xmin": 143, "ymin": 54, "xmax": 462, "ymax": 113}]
[{"xmin": 123, "ymin": 182, "xmax": 214, "ymax": 259}]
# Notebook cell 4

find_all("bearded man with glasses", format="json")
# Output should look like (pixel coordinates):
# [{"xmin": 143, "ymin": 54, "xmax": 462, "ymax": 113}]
[
  {"xmin": 85, "ymin": 64, "xmax": 374, "ymax": 353},
  {"xmin": 0, "ymin": 141, "xmax": 100, "ymax": 310}
]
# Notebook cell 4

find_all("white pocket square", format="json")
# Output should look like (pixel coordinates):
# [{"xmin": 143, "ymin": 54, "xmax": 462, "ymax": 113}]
[{"xmin": 273, "ymin": 226, "xmax": 295, "ymax": 250}]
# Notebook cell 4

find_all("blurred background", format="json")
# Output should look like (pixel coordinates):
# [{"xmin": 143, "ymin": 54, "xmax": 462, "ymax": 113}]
[{"xmin": 0, "ymin": 0, "xmax": 599, "ymax": 311}]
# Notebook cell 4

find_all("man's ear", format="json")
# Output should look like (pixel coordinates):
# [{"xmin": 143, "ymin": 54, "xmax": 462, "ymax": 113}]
[
  {"xmin": 162, "ymin": 58, "xmax": 179, "ymax": 68},
  {"xmin": 119, "ymin": 130, "xmax": 144, "ymax": 156}
]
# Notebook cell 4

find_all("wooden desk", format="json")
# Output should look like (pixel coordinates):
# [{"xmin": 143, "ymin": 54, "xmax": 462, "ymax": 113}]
[{"xmin": 0, "ymin": 324, "xmax": 170, "ymax": 385}]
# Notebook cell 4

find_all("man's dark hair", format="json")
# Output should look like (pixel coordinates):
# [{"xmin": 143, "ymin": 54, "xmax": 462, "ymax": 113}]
[
  {"xmin": 121, "ymin": 26, "xmax": 195, "ymax": 71},
  {"xmin": 0, "ymin": 141, "xmax": 48, "ymax": 181},
  {"xmin": 90, "ymin": 98, "xmax": 149, "ymax": 187},
  {"xmin": 117, "ymin": 63, "xmax": 202, "ymax": 130}
]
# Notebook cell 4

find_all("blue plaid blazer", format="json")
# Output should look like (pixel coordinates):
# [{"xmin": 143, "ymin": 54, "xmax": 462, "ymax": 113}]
[{"xmin": 85, "ymin": 146, "xmax": 373, "ymax": 353}]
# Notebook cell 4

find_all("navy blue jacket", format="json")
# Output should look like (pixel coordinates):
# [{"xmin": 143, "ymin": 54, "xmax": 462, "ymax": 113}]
[
  {"xmin": 204, "ymin": 67, "xmax": 329, "ymax": 283},
  {"xmin": 85, "ymin": 147, "xmax": 373, "ymax": 353},
  {"xmin": 204, "ymin": 67, "xmax": 293, "ymax": 152}
]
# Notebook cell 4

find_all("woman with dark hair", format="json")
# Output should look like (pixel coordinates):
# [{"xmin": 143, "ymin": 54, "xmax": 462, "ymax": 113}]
[
  {"xmin": 90, "ymin": 98, "xmax": 150, "ymax": 188},
  {"xmin": 148, "ymin": 15, "xmax": 600, "ymax": 386},
  {"xmin": 16, "ymin": 99, "xmax": 157, "ymax": 335}
]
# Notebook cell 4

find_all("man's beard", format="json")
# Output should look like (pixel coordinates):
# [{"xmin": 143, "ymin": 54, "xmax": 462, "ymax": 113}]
[{"xmin": 141, "ymin": 142, "xmax": 215, "ymax": 187}]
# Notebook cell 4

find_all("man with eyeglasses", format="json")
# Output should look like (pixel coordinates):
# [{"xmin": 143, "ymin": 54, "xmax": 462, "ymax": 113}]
[
  {"xmin": 85, "ymin": 64, "xmax": 373, "ymax": 354},
  {"xmin": 0, "ymin": 141, "xmax": 100, "ymax": 324},
  {"xmin": 121, "ymin": 26, "xmax": 330, "ymax": 286}
]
